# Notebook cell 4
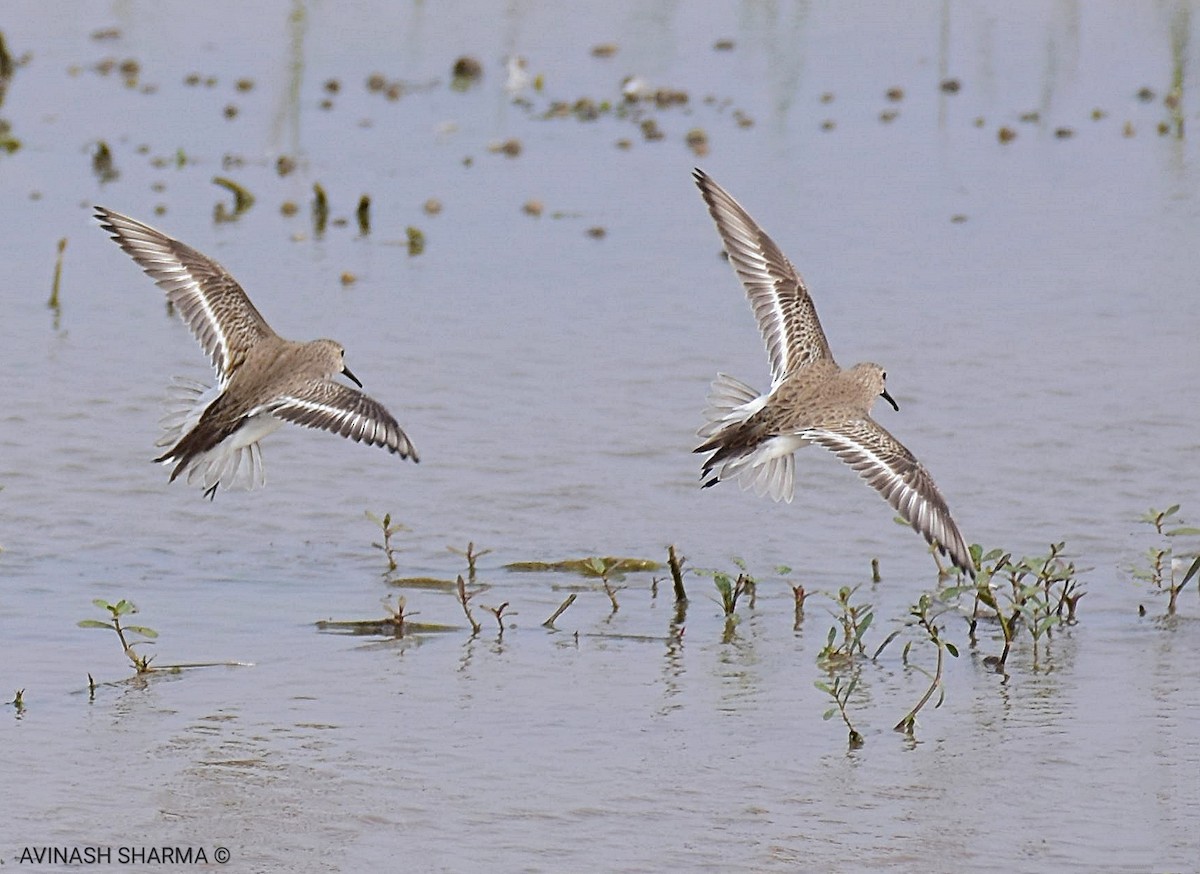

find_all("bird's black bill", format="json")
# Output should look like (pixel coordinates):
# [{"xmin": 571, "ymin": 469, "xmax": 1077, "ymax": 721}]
[
  {"xmin": 881, "ymin": 388, "xmax": 899, "ymax": 412},
  {"xmin": 342, "ymin": 365, "xmax": 363, "ymax": 388}
]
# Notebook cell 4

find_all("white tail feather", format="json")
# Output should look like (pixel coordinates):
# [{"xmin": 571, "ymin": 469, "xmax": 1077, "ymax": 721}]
[
  {"xmin": 714, "ymin": 437, "xmax": 802, "ymax": 503},
  {"xmin": 158, "ymin": 376, "xmax": 274, "ymax": 493},
  {"xmin": 698, "ymin": 372, "xmax": 768, "ymax": 439},
  {"xmin": 158, "ymin": 377, "xmax": 220, "ymax": 449}
]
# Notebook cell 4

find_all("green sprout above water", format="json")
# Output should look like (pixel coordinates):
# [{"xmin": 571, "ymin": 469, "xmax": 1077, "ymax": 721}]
[
  {"xmin": 969, "ymin": 542, "xmax": 1084, "ymax": 669},
  {"xmin": 814, "ymin": 674, "xmax": 864, "ymax": 750},
  {"xmin": 1132, "ymin": 505, "xmax": 1200, "ymax": 614},
  {"xmin": 448, "ymin": 541, "xmax": 491, "ymax": 583},
  {"xmin": 882, "ymin": 592, "xmax": 961, "ymax": 736},
  {"xmin": 78, "ymin": 599, "xmax": 158, "ymax": 674},
  {"xmin": 818, "ymin": 584, "xmax": 874, "ymax": 667},
  {"xmin": 697, "ymin": 557, "xmax": 758, "ymax": 616},
  {"xmin": 366, "ymin": 510, "xmax": 408, "ymax": 571},
  {"xmin": 580, "ymin": 556, "xmax": 626, "ymax": 612}
]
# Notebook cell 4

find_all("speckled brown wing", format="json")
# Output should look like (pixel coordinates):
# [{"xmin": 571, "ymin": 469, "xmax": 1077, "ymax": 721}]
[
  {"xmin": 694, "ymin": 169, "xmax": 834, "ymax": 386},
  {"xmin": 95, "ymin": 207, "xmax": 276, "ymax": 384},
  {"xmin": 804, "ymin": 418, "xmax": 975, "ymax": 578},
  {"xmin": 266, "ymin": 381, "xmax": 419, "ymax": 461}
]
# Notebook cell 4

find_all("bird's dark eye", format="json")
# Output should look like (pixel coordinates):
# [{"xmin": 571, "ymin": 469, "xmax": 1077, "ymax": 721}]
[{"xmin": 882, "ymin": 371, "xmax": 887, "ymax": 381}]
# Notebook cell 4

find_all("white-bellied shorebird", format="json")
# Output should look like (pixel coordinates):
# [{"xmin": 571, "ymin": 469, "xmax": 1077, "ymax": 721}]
[
  {"xmin": 96, "ymin": 207, "xmax": 418, "ymax": 499},
  {"xmin": 692, "ymin": 170, "xmax": 974, "ymax": 577}
]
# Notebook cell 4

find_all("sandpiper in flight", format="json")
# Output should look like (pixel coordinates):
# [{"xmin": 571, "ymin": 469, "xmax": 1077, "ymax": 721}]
[
  {"xmin": 691, "ymin": 170, "xmax": 975, "ymax": 577},
  {"xmin": 96, "ymin": 207, "xmax": 418, "ymax": 499}
]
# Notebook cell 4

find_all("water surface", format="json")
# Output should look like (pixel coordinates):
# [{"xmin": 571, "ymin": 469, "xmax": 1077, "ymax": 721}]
[{"xmin": 1, "ymin": 2, "xmax": 1198, "ymax": 871}]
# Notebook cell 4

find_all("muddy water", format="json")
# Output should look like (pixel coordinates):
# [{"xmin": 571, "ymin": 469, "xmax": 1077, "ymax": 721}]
[{"xmin": 2, "ymin": 1, "xmax": 1199, "ymax": 871}]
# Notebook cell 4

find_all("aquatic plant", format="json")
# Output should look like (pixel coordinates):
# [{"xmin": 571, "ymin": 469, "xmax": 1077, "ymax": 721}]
[
  {"xmin": 970, "ymin": 542, "xmax": 1084, "ymax": 668},
  {"xmin": 48, "ymin": 237, "xmax": 66, "ymax": 328},
  {"xmin": 886, "ymin": 592, "xmax": 961, "ymax": 735},
  {"xmin": 312, "ymin": 183, "xmax": 329, "ymax": 235},
  {"xmin": 91, "ymin": 140, "xmax": 117, "ymax": 183},
  {"xmin": 696, "ymin": 556, "xmax": 759, "ymax": 620},
  {"xmin": 666, "ymin": 544, "xmax": 687, "ymax": 602},
  {"xmin": 1132, "ymin": 505, "xmax": 1200, "ymax": 614},
  {"xmin": 448, "ymin": 541, "xmax": 491, "ymax": 583},
  {"xmin": 791, "ymin": 583, "xmax": 808, "ymax": 631},
  {"xmin": 818, "ymin": 585, "xmax": 874, "ymax": 667},
  {"xmin": 504, "ymin": 556, "xmax": 659, "ymax": 574},
  {"xmin": 713, "ymin": 569, "xmax": 753, "ymax": 618},
  {"xmin": 212, "ymin": 176, "xmax": 254, "ymax": 221},
  {"xmin": 580, "ymin": 556, "xmax": 625, "ymax": 612},
  {"xmin": 365, "ymin": 510, "xmax": 407, "ymax": 571},
  {"xmin": 9, "ymin": 688, "xmax": 24, "ymax": 714},
  {"xmin": 456, "ymin": 574, "xmax": 482, "ymax": 635},
  {"xmin": 406, "ymin": 225, "xmax": 425, "ymax": 256},
  {"xmin": 381, "ymin": 595, "xmax": 411, "ymax": 635},
  {"xmin": 315, "ymin": 597, "xmax": 462, "ymax": 637},
  {"xmin": 814, "ymin": 674, "xmax": 864, "ymax": 749},
  {"xmin": 356, "ymin": 194, "xmax": 371, "ymax": 234},
  {"xmin": 482, "ymin": 601, "xmax": 512, "ymax": 636},
  {"xmin": 542, "ymin": 594, "xmax": 577, "ymax": 628},
  {"xmin": 78, "ymin": 599, "xmax": 158, "ymax": 674}
]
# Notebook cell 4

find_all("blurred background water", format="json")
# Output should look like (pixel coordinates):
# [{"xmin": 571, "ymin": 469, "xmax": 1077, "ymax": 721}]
[{"xmin": 1, "ymin": 2, "xmax": 1198, "ymax": 871}]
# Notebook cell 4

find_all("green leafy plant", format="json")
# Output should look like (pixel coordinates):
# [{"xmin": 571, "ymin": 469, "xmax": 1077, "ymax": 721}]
[
  {"xmin": 818, "ymin": 585, "xmax": 874, "ymax": 667},
  {"xmin": 969, "ymin": 543, "xmax": 1084, "ymax": 668},
  {"xmin": 1132, "ymin": 505, "xmax": 1200, "ymax": 614},
  {"xmin": 883, "ymin": 593, "xmax": 961, "ymax": 735},
  {"xmin": 365, "ymin": 511, "xmax": 407, "ymax": 571},
  {"xmin": 581, "ymin": 556, "xmax": 625, "ymax": 612},
  {"xmin": 815, "ymin": 674, "xmax": 864, "ymax": 749},
  {"xmin": 78, "ymin": 599, "xmax": 158, "ymax": 674}
]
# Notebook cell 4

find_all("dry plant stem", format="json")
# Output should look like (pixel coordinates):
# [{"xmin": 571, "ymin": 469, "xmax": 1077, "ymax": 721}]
[
  {"xmin": 668, "ymin": 545, "xmax": 687, "ymax": 602},
  {"xmin": 602, "ymin": 580, "xmax": 620, "ymax": 612},
  {"xmin": 871, "ymin": 558, "xmax": 880, "ymax": 583},
  {"xmin": 543, "ymin": 594, "xmax": 577, "ymax": 627},
  {"xmin": 49, "ymin": 237, "xmax": 66, "ymax": 310},
  {"xmin": 487, "ymin": 603, "xmax": 510, "ymax": 635},
  {"xmin": 456, "ymin": 575, "xmax": 481, "ymax": 635},
  {"xmin": 792, "ymin": 585, "xmax": 807, "ymax": 630}
]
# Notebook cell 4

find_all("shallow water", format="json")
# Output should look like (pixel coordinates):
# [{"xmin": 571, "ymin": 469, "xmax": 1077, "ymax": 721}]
[{"xmin": 2, "ymin": 1, "xmax": 1199, "ymax": 871}]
